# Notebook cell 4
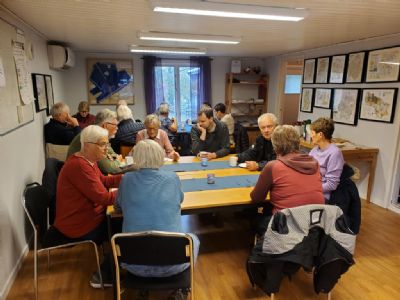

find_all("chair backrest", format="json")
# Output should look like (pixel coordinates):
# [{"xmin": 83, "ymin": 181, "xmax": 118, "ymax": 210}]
[
  {"xmin": 45, "ymin": 143, "xmax": 69, "ymax": 161},
  {"xmin": 234, "ymin": 122, "xmax": 249, "ymax": 153},
  {"xmin": 112, "ymin": 231, "xmax": 192, "ymax": 265},
  {"xmin": 120, "ymin": 145, "xmax": 134, "ymax": 158},
  {"xmin": 23, "ymin": 183, "xmax": 51, "ymax": 242},
  {"xmin": 42, "ymin": 158, "xmax": 64, "ymax": 225}
]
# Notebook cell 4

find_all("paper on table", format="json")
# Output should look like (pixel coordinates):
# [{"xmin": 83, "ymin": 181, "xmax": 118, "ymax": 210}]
[{"xmin": 238, "ymin": 163, "xmax": 247, "ymax": 168}]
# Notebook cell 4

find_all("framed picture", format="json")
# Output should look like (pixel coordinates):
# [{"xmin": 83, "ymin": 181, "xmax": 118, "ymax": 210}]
[
  {"xmin": 329, "ymin": 55, "xmax": 346, "ymax": 83},
  {"xmin": 315, "ymin": 57, "xmax": 330, "ymax": 83},
  {"xmin": 365, "ymin": 46, "xmax": 400, "ymax": 82},
  {"xmin": 87, "ymin": 58, "xmax": 134, "ymax": 105},
  {"xmin": 303, "ymin": 58, "xmax": 316, "ymax": 83},
  {"xmin": 359, "ymin": 88, "xmax": 398, "ymax": 123},
  {"xmin": 32, "ymin": 73, "xmax": 47, "ymax": 112},
  {"xmin": 44, "ymin": 75, "xmax": 54, "ymax": 116},
  {"xmin": 300, "ymin": 88, "xmax": 314, "ymax": 113},
  {"xmin": 314, "ymin": 88, "xmax": 332, "ymax": 109},
  {"xmin": 331, "ymin": 89, "xmax": 360, "ymax": 125},
  {"xmin": 346, "ymin": 51, "xmax": 366, "ymax": 83}
]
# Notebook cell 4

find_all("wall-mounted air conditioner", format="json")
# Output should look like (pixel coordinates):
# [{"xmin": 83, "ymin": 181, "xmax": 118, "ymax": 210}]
[{"xmin": 47, "ymin": 45, "xmax": 75, "ymax": 70}]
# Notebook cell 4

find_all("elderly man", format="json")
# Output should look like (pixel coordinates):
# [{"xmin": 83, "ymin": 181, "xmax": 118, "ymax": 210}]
[
  {"xmin": 190, "ymin": 107, "xmax": 230, "ymax": 159},
  {"xmin": 67, "ymin": 109, "xmax": 124, "ymax": 174},
  {"xmin": 44, "ymin": 102, "xmax": 81, "ymax": 145},
  {"xmin": 237, "ymin": 113, "xmax": 278, "ymax": 171},
  {"xmin": 214, "ymin": 103, "xmax": 235, "ymax": 145},
  {"xmin": 135, "ymin": 114, "xmax": 180, "ymax": 161},
  {"xmin": 54, "ymin": 125, "xmax": 122, "ymax": 288}
]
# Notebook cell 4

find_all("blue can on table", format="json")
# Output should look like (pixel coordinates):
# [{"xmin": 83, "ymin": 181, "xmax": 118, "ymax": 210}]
[
  {"xmin": 207, "ymin": 173, "xmax": 215, "ymax": 184},
  {"xmin": 201, "ymin": 157, "xmax": 208, "ymax": 167}
]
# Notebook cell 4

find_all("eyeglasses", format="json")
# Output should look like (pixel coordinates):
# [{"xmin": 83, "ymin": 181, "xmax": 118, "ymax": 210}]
[
  {"xmin": 105, "ymin": 122, "xmax": 118, "ymax": 127},
  {"xmin": 87, "ymin": 142, "xmax": 110, "ymax": 148},
  {"xmin": 80, "ymin": 110, "xmax": 89, "ymax": 113}
]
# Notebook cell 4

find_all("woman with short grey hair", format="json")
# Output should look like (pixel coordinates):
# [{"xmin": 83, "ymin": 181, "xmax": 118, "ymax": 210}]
[
  {"xmin": 251, "ymin": 125, "xmax": 324, "ymax": 233},
  {"xmin": 73, "ymin": 101, "xmax": 95, "ymax": 129},
  {"xmin": 115, "ymin": 139, "xmax": 200, "ymax": 293},
  {"xmin": 135, "ymin": 114, "xmax": 180, "ymax": 161},
  {"xmin": 80, "ymin": 124, "xmax": 108, "ymax": 150},
  {"xmin": 116, "ymin": 105, "xmax": 133, "ymax": 122}
]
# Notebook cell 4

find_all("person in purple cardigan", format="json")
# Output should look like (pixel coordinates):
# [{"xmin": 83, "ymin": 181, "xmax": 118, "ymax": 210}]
[{"xmin": 309, "ymin": 118, "xmax": 344, "ymax": 201}]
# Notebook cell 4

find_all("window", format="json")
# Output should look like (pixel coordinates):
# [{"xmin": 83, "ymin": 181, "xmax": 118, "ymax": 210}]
[
  {"xmin": 155, "ymin": 60, "xmax": 200, "ymax": 124},
  {"xmin": 284, "ymin": 74, "xmax": 302, "ymax": 94}
]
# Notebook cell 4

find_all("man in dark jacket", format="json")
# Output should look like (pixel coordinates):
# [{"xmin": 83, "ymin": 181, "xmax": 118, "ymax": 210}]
[{"xmin": 237, "ymin": 113, "xmax": 278, "ymax": 171}]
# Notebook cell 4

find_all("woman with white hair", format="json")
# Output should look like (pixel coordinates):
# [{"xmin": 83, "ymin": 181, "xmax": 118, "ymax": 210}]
[
  {"xmin": 158, "ymin": 102, "xmax": 178, "ymax": 144},
  {"xmin": 135, "ymin": 114, "xmax": 180, "ymax": 161},
  {"xmin": 116, "ymin": 139, "xmax": 199, "ymax": 295},
  {"xmin": 54, "ymin": 125, "xmax": 122, "ymax": 288},
  {"xmin": 110, "ymin": 104, "xmax": 144, "ymax": 153}
]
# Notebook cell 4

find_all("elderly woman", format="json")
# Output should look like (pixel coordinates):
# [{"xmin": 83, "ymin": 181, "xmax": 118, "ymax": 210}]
[
  {"xmin": 251, "ymin": 125, "xmax": 324, "ymax": 214},
  {"xmin": 116, "ymin": 139, "xmax": 199, "ymax": 296},
  {"xmin": 135, "ymin": 114, "xmax": 180, "ymax": 161},
  {"xmin": 73, "ymin": 101, "xmax": 96, "ymax": 129},
  {"xmin": 309, "ymin": 117, "xmax": 344, "ymax": 201},
  {"xmin": 54, "ymin": 125, "xmax": 122, "ymax": 288},
  {"xmin": 158, "ymin": 102, "xmax": 177, "ymax": 144},
  {"xmin": 68, "ymin": 108, "xmax": 124, "ymax": 174},
  {"xmin": 110, "ymin": 105, "xmax": 144, "ymax": 153}
]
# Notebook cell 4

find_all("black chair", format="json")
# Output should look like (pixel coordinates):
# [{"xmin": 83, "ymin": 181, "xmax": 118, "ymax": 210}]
[
  {"xmin": 233, "ymin": 122, "xmax": 249, "ymax": 153},
  {"xmin": 42, "ymin": 158, "xmax": 64, "ymax": 225},
  {"xmin": 23, "ymin": 182, "xmax": 103, "ymax": 300},
  {"xmin": 111, "ymin": 231, "xmax": 195, "ymax": 300}
]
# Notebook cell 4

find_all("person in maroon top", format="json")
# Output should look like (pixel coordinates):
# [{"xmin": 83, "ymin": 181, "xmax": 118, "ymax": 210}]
[
  {"xmin": 250, "ymin": 125, "xmax": 324, "ymax": 233},
  {"xmin": 54, "ymin": 125, "xmax": 122, "ymax": 288},
  {"xmin": 73, "ymin": 101, "xmax": 96, "ymax": 129}
]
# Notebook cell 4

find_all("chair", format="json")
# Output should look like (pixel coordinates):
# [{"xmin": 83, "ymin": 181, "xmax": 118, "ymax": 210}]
[
  {"xmin": 23, "ymin": 182, "xmax": 103, "ymax": 300},
  {"xmin": 111, "ymin": 231, "xmax": 195, "ymax": 300},
  {"xmin": 45, "ymin": 143, "xmax": 69, "ymax": 161},
  {"xmin": 120, "ymin": 145, "xmax": 134, "ymax": 158},
  {"xmin": 233, "ymin": 122, "xmax": 249, "ymax": 153}
]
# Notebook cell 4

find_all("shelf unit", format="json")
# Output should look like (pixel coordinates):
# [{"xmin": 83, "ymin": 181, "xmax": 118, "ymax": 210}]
[{"xmin": 224, "ymin": 72, "xmax": 268, "ymax": 120}]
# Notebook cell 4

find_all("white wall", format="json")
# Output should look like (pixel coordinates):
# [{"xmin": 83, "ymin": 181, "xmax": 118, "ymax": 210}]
[
  {"xmin": 0, "ymin": 10, "xmax": 67, "ymax": 299},
  {"xmin": 265, "ymin": 34, "xmax": 400, "ymax": 210},
  {"xmin": 62, "ymin": 54, "xmax": 266, "ymax": 119}
]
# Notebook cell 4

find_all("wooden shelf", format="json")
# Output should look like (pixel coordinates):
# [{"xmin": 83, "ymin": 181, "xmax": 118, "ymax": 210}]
[{"xmin": 232, "ymin": 82, "xmax": 267, "ymax": 85}]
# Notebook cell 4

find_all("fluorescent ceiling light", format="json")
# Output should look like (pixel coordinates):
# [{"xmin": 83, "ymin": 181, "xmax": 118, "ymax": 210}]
[
  {"xmin": 138, "ymin": 31, "xmax": 240, "ymax": 44},
  {"xmin": 130, "ymin": 45, "xmax": 206, "ymax": 55},
  {"xmin": 150, "ymin": 0, "xmax": 307, "ymax": 22}
]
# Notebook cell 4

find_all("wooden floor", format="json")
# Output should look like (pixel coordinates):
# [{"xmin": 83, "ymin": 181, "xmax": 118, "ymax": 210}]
[{"xmin": 7, "ymin": 202, "xmax": 400, "ymax": 300}]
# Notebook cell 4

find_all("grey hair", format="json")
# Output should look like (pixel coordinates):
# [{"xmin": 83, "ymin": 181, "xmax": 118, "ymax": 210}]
[
  {"xmin": 144, "ymin": 114, "xmax": 161, "ymax": 128},
  {"xmin": 159, "ymin": 103, "xmax": 169, "ymax": 114},
  {"xmin": 50, "ymin": 102, "xmax": 69, "ymax": 117},
  {"xmin": 271, "ymin": 125, "xmax": 300, "ymax": 156},
  {"xmin": 117, "ymin": 105, "xmax": 133, "ymax": 121},
  {"xmin": 95, "ymin": 109, "xmax": 117, "ymax": 125},
  {"xmin": 80, "ymin": 125, "xmax": 108, "ymax": 150},
  {"xmin": 258, "ymin": 113, "xmax": 278, "ymax": 126},
  {"xmin": 133, "ymin": 139, "xmax": 165, "ymax": 169}
]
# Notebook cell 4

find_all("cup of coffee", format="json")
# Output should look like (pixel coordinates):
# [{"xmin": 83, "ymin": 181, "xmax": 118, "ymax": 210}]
[
  {"xmin": 125, "ymin": 156, "xmax": 134, "ymax": 165},
  {"xmin": 201, "ymin": 157, "xmax": 208, "ymax": 167},
  {"xmin": 229, "ymin": 156, "xmax": 238, "ymax": 167},
  {"xmin": 198, "ymin": 151, "xmax": 208, "ymax": 158}
]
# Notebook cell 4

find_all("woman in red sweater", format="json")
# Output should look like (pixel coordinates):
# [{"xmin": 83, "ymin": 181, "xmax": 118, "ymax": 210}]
[
  {"xmin": 54, "ymin": 125, "xmax": 122, "ymax": 288},
  {"xmin": 250, "ymin": 125, "xmax": 324, "ymax": 232}
]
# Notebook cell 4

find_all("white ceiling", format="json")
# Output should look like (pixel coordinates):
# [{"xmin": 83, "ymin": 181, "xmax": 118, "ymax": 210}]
[{"xmin": 2, "ymin": 0, "xmax": 400, "ymax": 57}]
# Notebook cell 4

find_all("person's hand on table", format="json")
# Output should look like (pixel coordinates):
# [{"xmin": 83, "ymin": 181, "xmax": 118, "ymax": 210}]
[
  {"xmin": 245, "ymin": 161, "xmax": 259, "ymax": 171},
  {"xmin": 206, "ymin": 152, "xmax": 217, "ymax": 160},
  {"xmin": 172, "ymin": 151, "xmax": 180, "ymax": 162}
]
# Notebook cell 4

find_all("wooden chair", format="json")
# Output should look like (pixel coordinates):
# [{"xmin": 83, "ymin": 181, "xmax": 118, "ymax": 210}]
[{"xmin": 120, "ymin": 145, "xmax": 134, "ymax": 158}]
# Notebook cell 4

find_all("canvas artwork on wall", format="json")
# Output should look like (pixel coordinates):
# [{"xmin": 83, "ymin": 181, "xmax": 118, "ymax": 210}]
[
  {"xmin": 332, "ymin": 88, "xmax": 360, "ymax": 125},
  {"xmin": 359, "ymin": 88, "xmax": 398, "ymax": 123},
  {"xmin": 87, "ymin": 58, "xmax": 134, "ymax": 105}
]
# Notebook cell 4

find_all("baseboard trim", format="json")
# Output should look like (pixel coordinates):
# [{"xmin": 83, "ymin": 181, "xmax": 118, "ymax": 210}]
[{"xmin": 0, "ymin": 242, "xmax": 30, "ymax": 300}]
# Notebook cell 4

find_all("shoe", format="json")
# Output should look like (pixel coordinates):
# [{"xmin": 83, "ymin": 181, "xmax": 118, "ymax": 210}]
[{"xmin": 89, "ymin": 271, "xmax": 113, "ymax": 288}]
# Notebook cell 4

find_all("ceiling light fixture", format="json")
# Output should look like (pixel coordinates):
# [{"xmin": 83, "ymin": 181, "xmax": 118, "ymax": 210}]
[
  {"xmin": 150, "ymin": 0, "xmax": 308, "ymax": 22},
  {"xmin": 130, "ymin": 45, "xmax": 206, "ymax": 55},
  {"xmin": 138, "ymin": 31, "xmax": 241, "ymax": 44}
]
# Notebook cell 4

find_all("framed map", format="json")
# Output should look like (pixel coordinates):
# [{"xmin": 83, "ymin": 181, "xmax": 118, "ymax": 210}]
[
  {"xmin": 87, "ymin": 58, "xmax": 134, "ymax": 105},
  {"xmin": 346, "ymin": 51, "xmax": 365, "ymax": 83},
  {"xmin": 303, "ymin": 58, "xmax": 316, "ymax": 83},
  {"xmin": 329, "ymin": 55, "xmax": 346, "ymax": 83},
  {"xmin": 316, "ymin": 57, "xmax": 330, "ymax": 83},
  {"xmin": 32, "ymin": 73, "xmax": 47, "ymax": 112},
  {"xmin": 332, "ymin": 89, "xmax": 360, "ymax": 125},
  {"xmin": 300, "ymin": 88, "xmax": 314, "ymax": 113},
  {"xmin": 359, "ymin": 88, "xmax": 397, "ymax": 123},
  {"xmin": 314, "ymin": 88, "xmax": 332, "ymax": 109},
  {"xmin": 365, "ymin": 46, "xmax": 400, "ymax": 82}
]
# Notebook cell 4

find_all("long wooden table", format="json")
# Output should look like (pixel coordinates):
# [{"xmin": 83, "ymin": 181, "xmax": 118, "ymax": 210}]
[{"xmin": 300, "ymin": 140, "xmax": 379, "ymax": 203}]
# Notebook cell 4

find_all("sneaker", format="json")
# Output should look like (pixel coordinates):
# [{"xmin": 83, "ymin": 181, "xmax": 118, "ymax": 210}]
[{"xmin": 89, "ymin": 271, "xmax": 113, "ymax": 288}]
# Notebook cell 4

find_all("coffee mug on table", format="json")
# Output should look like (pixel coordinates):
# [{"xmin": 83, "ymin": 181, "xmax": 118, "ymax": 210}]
[
  {"xmin": 125, "ymin": 156, "xmax": 134, "ymax": 165},
  {"xmin": 229, "ymin": 156, "xmax": 238, "ymax": 167}
]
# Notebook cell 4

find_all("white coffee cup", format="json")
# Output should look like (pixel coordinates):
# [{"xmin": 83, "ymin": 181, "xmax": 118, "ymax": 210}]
[
  {"xmin": 198, "ymin": 151, "xmax": 208, "ymax": 158},
  {"xmin": 125, "ymin": 156, "xmax": 134, "ymax": 165},
  {"xmin": 229, "ymin": 156, "xmax": 238, "ymax": 167}
]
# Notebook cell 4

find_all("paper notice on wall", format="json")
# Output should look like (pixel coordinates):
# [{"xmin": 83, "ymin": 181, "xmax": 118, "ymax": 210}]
[
  {"xmin": 0, "ymin": 57, "xmax": 5, "ymax": 87},
  {"xmin": 13, "ymin": 40, "xmax": 33, "ymax": 104}
]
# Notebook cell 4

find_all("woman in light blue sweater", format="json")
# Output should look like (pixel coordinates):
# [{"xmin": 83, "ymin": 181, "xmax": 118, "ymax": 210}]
[
  {"xmin": 115, "ymin": 139, "xmax": 199, "ymax": 278},
  {"xmin": 309, "ymin": 118, "xmax": 344, "ymax": 201}
]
